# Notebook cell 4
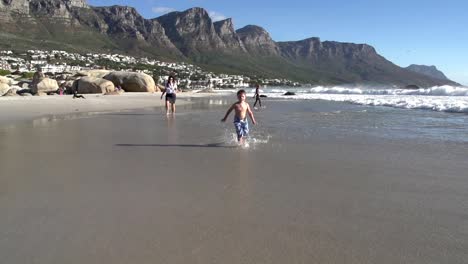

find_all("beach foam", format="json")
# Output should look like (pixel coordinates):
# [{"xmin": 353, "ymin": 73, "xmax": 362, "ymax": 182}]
[{"xmin": 259, "ymin": 85, "xmax": 468, "ymax": 113}]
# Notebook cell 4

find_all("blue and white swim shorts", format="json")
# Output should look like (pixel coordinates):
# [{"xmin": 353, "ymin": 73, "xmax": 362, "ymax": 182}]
[{"xmin": 234, "ymin": 117, "xmax": 249, "ymax": 140}]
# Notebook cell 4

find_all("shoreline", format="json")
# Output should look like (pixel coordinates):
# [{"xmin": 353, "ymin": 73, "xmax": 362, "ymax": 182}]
[{"xmin": 0, "ymin": 91, "xmax": 229, "ymax": 127}]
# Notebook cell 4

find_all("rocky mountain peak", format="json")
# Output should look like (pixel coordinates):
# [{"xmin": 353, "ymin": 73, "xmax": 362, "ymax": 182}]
[
  {"xmin": 95, "ymin": 5, "xmax": 140, "ymax": 18},
  {"xmin": 213, "ymin": 18, "xmax": 246, "ymax": 53},
  {"xmin": 65, "ymin": 0, "xmax": 88, "ymax": 8},
  {"xmin": 236, "ymin": 25, "xmax": 279, "ymax": 55},
  {"xmin": 236, "ymin": 25, "xmax": 270, "ymax": 37},
  {"xmin": 1, "ymin": 0, "xmax": 87, "ymax": 19},
  {"xmin": 406, "ymin": 64, "xmax": 449, "ymax": 81},
  {"xmin": 214, "ymin": 18, "xmax": 233, "ymax": 29},
  {"xmin": 156, "ymin": 7, "xmax": 226, "ymax": 55},
  {"xmin": 0, "ymin": 0, "xmax": 30, "ymax": 15},
  {"xmin": 184, "ymin": 7, "xmax": 208, "ymax": 15}
]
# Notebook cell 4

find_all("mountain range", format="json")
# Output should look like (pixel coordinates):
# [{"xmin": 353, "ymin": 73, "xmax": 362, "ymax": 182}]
[
  {"xmin": 0, "ymin": 0, "xmax": 459, "ymax": 86},
  {"xmin": 405, "ymin": 65, "xmax": 450, "ymax": 81}
]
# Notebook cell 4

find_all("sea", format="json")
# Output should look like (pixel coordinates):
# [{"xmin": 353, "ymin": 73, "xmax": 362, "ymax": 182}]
[{"xmin": 225, "ymin": 84, "xmax": 468, "ymax": 144}]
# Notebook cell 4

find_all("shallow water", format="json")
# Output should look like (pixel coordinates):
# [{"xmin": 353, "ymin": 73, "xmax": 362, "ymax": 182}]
[{"xmin": 175, "ymin": 96, "xmax": 468, "ymax": 145}]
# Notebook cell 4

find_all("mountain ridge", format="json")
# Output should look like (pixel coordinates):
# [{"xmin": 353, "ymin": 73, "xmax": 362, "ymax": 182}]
[
  {"xmin": 406, "ymin": 64, "xmax": 449, "ymax": 81},
  {"xmin": 0, "ymin": 1, "xmax": 459, "ymax": 86}
]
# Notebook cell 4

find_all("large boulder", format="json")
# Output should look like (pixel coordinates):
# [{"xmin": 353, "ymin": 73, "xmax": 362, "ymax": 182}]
[
  {"xmin": 0, "ymin": 83, "xmax": 10, "ymax": 96},
  {"xmin": 76, "ymin": 70, "xmax": 111, "ymax": 79},
  {"xmin": 3, "ymin": 87, "xmax": 20, "ymax": 96},
  {"xmin": 103, "ymin": 71, "xmax": 157, "ymax": 93},
  {"xmin": 0, "ymin": 76, "xmax": 14, "ymax": 85},
  {"xmin": 74, "ymin": 76, "xmax": 115, "ymax": 94},
  {"xmin": 32, "ymin": 78, "xmax": 59, "ymax": 94}
]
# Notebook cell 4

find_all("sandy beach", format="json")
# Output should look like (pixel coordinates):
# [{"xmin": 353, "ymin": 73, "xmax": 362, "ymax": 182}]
[
  {"xmin": 1, "ymin": 96, "xmax": 467, "ymax": 263},
  {"xmin": 0, "ymin": 92, "xmax": 222, "ymax": 126}
]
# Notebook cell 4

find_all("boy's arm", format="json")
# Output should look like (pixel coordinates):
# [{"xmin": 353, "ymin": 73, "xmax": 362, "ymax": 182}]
[
  {"xmin": 160, "ymin": 89, "xmax": 166, "ymax": 99},
  {"xmin": 221, "ymin": 105, "xmax": 234, "ymax": 122},
  {"xmin": 247, "ymin": 104, "xmax": 256, "ymax": 125}
]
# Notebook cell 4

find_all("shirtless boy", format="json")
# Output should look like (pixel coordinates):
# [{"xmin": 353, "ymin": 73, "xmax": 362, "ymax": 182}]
[{"xmin": 221, "ymin": 89, "xmax": 257, "ymax": 145}]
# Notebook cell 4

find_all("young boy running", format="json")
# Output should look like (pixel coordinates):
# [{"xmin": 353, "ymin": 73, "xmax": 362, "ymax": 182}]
[{"xmin": 221, "ymin": 89, "xmax": 257, "ymax": 145}]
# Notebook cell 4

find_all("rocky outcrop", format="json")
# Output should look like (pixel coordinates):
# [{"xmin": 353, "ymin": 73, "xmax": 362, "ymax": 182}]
[
  {"xmin": 279, "ymin": 38, "xmax": 380, "ymax": 62},
  {"xmin": 0, "ymin": 0, "xmax": 30, "ymax": 22},
  {"xmin": 0, "ymin": 83, "xmax": 10, "ymax": 96},
  {"xmin": 236, "ymin": 25, "xmax": 280, "ymax": 56},
  {"xmin": 156, "ymin": 7, "xmax": 226, "ymax": 55},
  {"xmin": 32, "ymin": 78, "xmax": 59, "ymax": 94},
  {"xmin": 76, "ymin": 69, "xmax": 111, "ymax": 78},
  {"xmin": 74, "ymin": 76, "xmax": 115, "ymax": 94},
  {"xmin": 0, "ymin": 76, "xmax": 14, "ymax": 85},
  {"xmin": 103, "ymin": 71, "xmax": 157, "ymax": 93},
  {"xmin": 3, "ymin": 87, "xmax": 19, "ymax": 96},
  {"xmin": 91, "ymin": 6, "xmax": 180, "ymax": 55},
  {"xmin": 214, "ymin": 18, "xmax": 246, "ymax": 52},
  {"xmin": 277, "ymin": 37, "xmax": 322, "ymax": 61},
  {"xmin": 65, "ymin": 0, "xmax": 89, "ymax": 9},
  {"xmin": 406, "ymin": 65, "xmax": 449, "ymax": 81}
]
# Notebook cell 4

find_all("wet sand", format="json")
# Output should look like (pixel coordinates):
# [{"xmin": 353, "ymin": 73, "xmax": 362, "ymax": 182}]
[{"xmin": 0, "ymin": 99, "xmax": 467, "ymax": 263}]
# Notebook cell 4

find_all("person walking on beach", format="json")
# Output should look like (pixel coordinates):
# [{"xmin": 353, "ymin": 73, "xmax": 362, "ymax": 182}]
[
  {"xmin": 221, "ymin": 89, "xmax": 257, "ymax": 145},
  {"xmin": 160, "ymin": 76, "xmax": 178, "ymax": 114},
  {"xmin": 253, "ymin": 84, "xmax": 262, "ymax": 109}
]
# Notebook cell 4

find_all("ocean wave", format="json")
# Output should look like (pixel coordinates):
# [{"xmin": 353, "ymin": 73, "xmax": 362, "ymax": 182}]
[
  {"xmin": 264, "ymin": 85, "xmax": 468, "ymax": 97},
  {"xmin": 263, "ymin": 93, "xmax": 468, "ymax": 113}
]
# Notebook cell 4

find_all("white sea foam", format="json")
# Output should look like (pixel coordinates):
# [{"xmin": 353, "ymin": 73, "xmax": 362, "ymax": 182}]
[
  {"xmin": 262, "ymin": 85, "xmax": 468, "ymax": 113},
  {"xmin": 265, "ymin": 85, "xmax": 468, "ymax": 96}
]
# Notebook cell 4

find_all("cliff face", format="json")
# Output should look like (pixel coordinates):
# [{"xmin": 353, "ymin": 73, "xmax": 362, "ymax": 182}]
[
  {"xmin": 213, "ymin": 18, "xmax": 246, "ymax": 53},
  {"xmin": 0, "ymin": 0, "xmax": 88, "ymax": 21},
  {"xmin": 156, "ymin": 7, "xmax": 226, "ymax": 55},
  {"xmin": 0, "ymin": 1, "xmax": 458, "ymax": 86},
  {"xmin": 236, "ymin": 25, "xmax": 280, "ymax": 56},
  {"xmin": 90, "ymin": 5, "xmax": 179, "ymax": 54},
  {"xmin": 0, "ymin": 0, "xmax": 181, "ymax": 58}
]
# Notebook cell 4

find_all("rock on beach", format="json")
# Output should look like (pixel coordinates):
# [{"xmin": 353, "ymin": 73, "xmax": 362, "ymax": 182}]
[
  {"xmin": 103, "ymin": 71, "xmax": 157, "ymax": 93},
  {"xmin": 73, "ymin": 76, "xmax": 115, "ymax": 94},
  {"xmin": 32, "ymin": 78, "xmax": 59, "ymax": 95}
]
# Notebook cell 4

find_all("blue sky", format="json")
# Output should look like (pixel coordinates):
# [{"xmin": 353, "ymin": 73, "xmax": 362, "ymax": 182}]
[{"xmin": 88, "ymin": 0, "xmax": 468, "ymax": 85}]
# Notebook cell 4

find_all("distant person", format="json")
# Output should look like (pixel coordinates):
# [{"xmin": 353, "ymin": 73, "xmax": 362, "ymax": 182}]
[
  {"xmin": 160, "ymin": 75, "xmax": 178, "ymax": 114},
  {"xmin": 32, "ymin": 67, "xmax": 45, "ymax": 86},
  {"xmin": 253, "ymin": 84, "xmax": 262, "ymax": 108},
  {"xmin": 58, "ymin": 81, "xmax": 66, "ymax": 95},
  {"xmin": 221, "ymin": 89, "xmax": 257, "ymax": 145}
]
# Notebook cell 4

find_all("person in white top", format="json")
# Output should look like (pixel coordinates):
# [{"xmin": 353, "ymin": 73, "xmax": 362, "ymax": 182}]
[{"xmin": 160, "ymin": 76, "xmax": 179, "ymax": 114}]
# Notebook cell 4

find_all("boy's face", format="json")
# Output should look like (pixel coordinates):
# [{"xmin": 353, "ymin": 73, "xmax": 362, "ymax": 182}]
[{"xmin": 237, "ymin": 93, "xmax": 246, "ymax": 102}]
